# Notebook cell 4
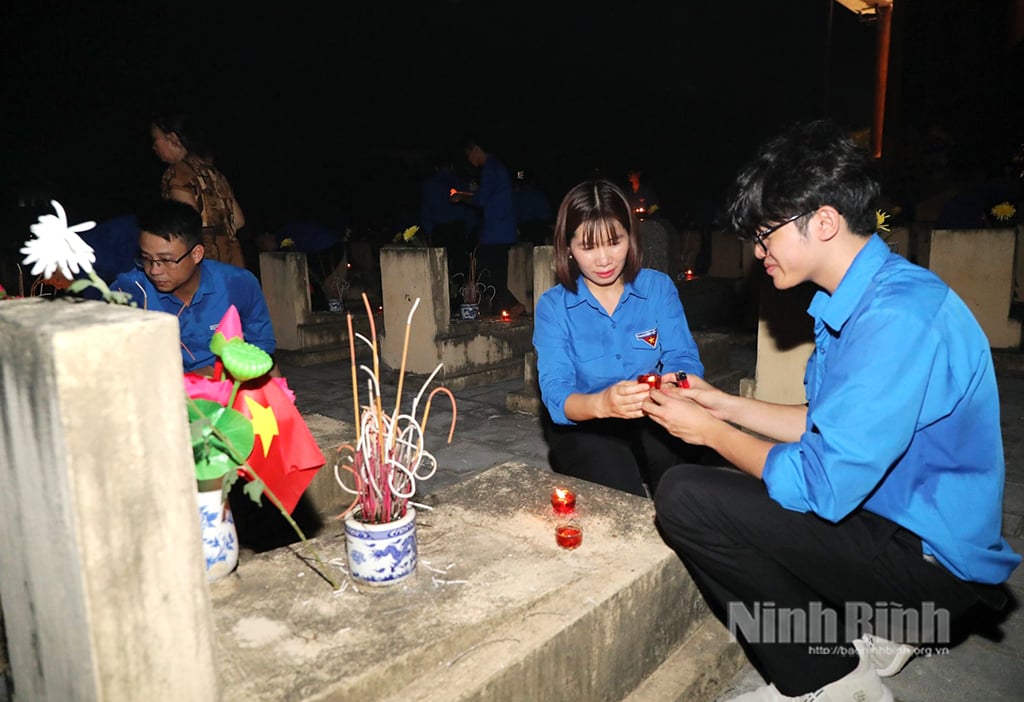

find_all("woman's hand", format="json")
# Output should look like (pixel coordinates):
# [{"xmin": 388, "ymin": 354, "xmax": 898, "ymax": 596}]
[{"xmin": 598, "ymin": 379, "xmax": 654, "ymax": 419}]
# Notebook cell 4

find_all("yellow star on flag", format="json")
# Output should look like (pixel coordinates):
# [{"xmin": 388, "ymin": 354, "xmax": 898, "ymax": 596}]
[{"xmin": 244, "ymin": 395, "xmax": 279, "ymax": 457}]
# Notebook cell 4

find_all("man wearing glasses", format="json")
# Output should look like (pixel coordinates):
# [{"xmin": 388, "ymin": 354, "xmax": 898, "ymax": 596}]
[
  {"xmin": 113, "ymin": 199, "xmax": 277, "ymax": 377},
  {"xmin": 643, "ymin": 121, "xmax": 1018, "ymax": 701}
]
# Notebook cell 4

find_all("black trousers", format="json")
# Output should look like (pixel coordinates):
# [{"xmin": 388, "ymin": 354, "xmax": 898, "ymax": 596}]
[
  {"xmin": 544, "ymin": 413, "xmax": 702, "ymax": 497},
  {"xmin": 431, "ymin": 221, "xmax": 470, "ymax": 278},
  {"xmin": 475, "ymin": 242, "xmax": 516, "ymax": 311},
  {"xmin": 653, "ymin": 465, "xmax": 988, "ymax": 696}
]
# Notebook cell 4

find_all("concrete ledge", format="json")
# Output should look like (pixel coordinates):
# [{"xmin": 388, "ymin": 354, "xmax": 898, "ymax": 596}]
[
  {"xmin": 208, "ymin": 463, "xmax": 737, "ymax": 701},
  {"xmin": 274, "ymin": 314, "xmax": 377, "ymax": 367},
  {"xmin": 623, "ymin": 617, "xmax": 746, "ymax": 702}
]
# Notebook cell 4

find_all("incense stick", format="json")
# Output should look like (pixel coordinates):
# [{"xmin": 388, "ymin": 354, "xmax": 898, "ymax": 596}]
[
  {"xmin": 347, "ymin": 312, "xmax": 360, "ymax": 442},
  {"xmin": 361, "ymin": 292, "xmax": 385, "ymax": 457},
  {"xmin": 391, "ymin": 297, "xmax": 421, "ymax": 433}
]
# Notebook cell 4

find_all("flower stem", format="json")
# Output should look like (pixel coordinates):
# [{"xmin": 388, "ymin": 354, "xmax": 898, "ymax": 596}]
[
  {"xmin": 87, "ymin": 270, "xmax": 115, "ymax": 301},
  {"xmin": 243, "ymin": 461, "xmax": 341, "ymax": 590},
  {"xmin": 227, "ymin": 380, "xmax": 242, "ymax": 412}
]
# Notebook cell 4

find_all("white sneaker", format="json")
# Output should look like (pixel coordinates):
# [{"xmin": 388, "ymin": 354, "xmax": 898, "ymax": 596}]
[
  {"xmin": 724, "ymin": 640, "xmax": 893, "ymax": 701},
  {"xmin": 858, "ymin": 632, "xmax": 918, "ymax": 677}
]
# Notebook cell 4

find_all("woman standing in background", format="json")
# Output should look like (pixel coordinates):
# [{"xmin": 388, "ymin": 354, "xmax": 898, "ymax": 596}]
[{"xmin": 151, "ymin": 112, "xmax": 247, "ymax": 268}]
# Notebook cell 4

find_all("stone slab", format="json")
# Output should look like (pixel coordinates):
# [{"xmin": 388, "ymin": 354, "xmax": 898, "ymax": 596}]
[
  {"xmin": 208, "ymin": 463, "xmax": 721, "ymax": 701},
  {"xmin": 623, "ymin": 617, "xmax": 746, "ymax": 702}
]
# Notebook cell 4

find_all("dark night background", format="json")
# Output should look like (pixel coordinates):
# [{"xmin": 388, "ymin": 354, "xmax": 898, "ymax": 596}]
[{"xmin": 2, "ymin": 0, "xmax": 1021, "ymax": 238}]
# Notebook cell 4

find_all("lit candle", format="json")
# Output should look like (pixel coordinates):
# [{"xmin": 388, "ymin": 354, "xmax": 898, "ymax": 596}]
[
  {"xmin": 555, "ymin": 523, "xmax": 583, "ymax": 550},
  {"xmin": 500, "ymin": 309, "xmax": 510, "ymax": 322},
  {"xmin": 637, "ymin": 372, "xmax": 660, "ymax": 389},
  {"xmin": 551, "ymin": 487, "xmax": 576, "ymax": 515}
]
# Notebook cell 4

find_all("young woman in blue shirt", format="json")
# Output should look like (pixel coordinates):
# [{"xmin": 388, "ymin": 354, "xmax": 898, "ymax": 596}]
[{"xmin": 533, "ymin": 179, "xmax": 704, "ymax": 497}]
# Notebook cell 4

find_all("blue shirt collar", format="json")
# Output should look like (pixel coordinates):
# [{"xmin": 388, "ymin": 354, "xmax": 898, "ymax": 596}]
[
  {"xmin": 808, "ymin": 234, "xmax": 889, "ymax": 332},
  {"xmin": 564, "ymin": 274, "xmax": 649, "ymax": 310}
]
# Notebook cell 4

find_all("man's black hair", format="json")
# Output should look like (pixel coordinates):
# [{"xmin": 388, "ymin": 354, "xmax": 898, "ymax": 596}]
[
  {"xmin": 138, "ymin": 200, "xmax": 202, "ymax": 248},
  {"xmin": 726, "ymin": 120, "xmax": 880, "ymax": 238}
]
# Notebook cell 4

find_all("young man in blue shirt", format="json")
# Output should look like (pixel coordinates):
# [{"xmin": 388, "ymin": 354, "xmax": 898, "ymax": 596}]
[
  {"xmin": 113, "ymin": 200, "xmax": 278, "ymax": 377},
  {"xmin": 452, "ymin": 140, "xmax": 519, "ymax": 313},
  {"xmin": 643, "ymin": 121, "xmax": 1019, "ymax": 701}
]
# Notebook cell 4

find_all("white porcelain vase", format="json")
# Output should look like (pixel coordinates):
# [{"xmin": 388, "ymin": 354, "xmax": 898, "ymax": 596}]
[
  {"xmin": 344, "ymin": 508, "xmax": 417, "ymax": 586},
  {"xmin": 196, "ymin": 485, "xmax": 239, "ymax": 582},
  {"xmin": 460, "ymin": 303, "xmax": 479, "ymax": 320}
]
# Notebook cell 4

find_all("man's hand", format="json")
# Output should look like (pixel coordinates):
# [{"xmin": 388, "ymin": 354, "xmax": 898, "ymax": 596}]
[
  {"xmin": 642, "ymin": 387, "xmax": 721, "ymax": 446},
  {"xmin": 665, "ymin": 375, "xmax": 733, "ymax": 421},
  {"xmin": 643, "ymin": 382, "xmax": 776, "ymax": 479}
]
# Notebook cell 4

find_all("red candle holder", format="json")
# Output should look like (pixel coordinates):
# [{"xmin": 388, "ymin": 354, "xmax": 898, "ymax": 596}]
[
  {"xmin": 555, "ymin": 523, "xmax": 583, "ymax": 550},
  {"xmin": 551, "ymin": 487, "xmax": 576, "ymax": 515},
  {"xmin": 500, "ymin": 309, "xmax": 511, "ymax": 322},
  {"xmin": 637, "ymin": 372, "xmax": 660, "ymax": 389}
]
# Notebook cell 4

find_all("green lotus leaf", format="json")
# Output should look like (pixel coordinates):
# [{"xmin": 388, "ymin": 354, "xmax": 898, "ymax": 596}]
[
  {"xmin": 220, "ymin": 340, "xmax": 273, "ymax": 381},
  {"xmin": 188, "ymin": 398, "xmax": 255, "ymax": 481}
]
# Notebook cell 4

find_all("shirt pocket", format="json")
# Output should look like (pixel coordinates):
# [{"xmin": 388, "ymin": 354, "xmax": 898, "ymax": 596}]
[
  {"xmin": 630, "ymin": 334, "xmax": 662, "ymax": 355},
  {"xmin": 572, "ymin": 327, "xmax": 608, "ymax": 363}
]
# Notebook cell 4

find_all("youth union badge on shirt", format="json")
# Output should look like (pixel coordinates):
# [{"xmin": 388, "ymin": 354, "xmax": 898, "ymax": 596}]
[{"xmin": 635, "ymin": 328, "xmax": 658, "ymax": 347}]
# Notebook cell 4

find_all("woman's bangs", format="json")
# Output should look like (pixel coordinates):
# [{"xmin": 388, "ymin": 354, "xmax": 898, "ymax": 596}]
[{"xmin": 577, "ymin": 218, "xmax": 622, "ymax": 249}]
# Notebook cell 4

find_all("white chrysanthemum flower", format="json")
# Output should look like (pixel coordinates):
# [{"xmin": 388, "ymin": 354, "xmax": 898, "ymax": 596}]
[{"xmin": 20, "ymin": 200, "xmax": 97, "ymax": 280}]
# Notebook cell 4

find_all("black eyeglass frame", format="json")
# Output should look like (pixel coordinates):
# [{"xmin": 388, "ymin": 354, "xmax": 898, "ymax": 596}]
[
  {"xmin": 134, "ymin": 244, "xmax": 199, "ymax": 270},
  {"xmin": 749, "ymin": 209, "xmax": 817, "ymax": 254}
]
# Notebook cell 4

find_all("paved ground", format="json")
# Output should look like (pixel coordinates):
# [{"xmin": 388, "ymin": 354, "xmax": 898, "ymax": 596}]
[{"xmin": 278, "ymin": 339, "xmax": 1024, "ymax": 701}]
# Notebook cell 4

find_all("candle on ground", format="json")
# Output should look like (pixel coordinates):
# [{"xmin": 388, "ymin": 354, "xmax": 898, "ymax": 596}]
[{"xmin": 551, "ymin": 487, "xmax": 576, "ymax": 515}]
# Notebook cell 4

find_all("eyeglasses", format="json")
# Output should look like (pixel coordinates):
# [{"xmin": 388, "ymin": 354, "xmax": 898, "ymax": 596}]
[
  {"xmin": 134, "ymin": 244, "xmax": 197, "ymax": 270},
  {"xmin": 750, "ymin": 210, "xmax": 816, "ymax": 254}
]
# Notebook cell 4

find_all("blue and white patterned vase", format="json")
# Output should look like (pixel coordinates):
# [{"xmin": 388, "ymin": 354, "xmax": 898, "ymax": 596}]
[
  {"xmin": 344, "ymin": 508, "xmax": 417, "ymax": 586},
  {"xmin": 196, "ymin": 484, "xmax": 239, "ymax": 582}
]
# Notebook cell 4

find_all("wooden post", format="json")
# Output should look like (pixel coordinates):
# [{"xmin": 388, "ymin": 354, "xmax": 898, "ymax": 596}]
[{"xmin": 872, "ymin": 0, "xmax": 894, "ymax": 158}]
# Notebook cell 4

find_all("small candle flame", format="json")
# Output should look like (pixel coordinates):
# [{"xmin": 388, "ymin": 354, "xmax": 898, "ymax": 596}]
[{"xmin": 552, "ymin": 487, "xmax": 576, "ymax": 515}]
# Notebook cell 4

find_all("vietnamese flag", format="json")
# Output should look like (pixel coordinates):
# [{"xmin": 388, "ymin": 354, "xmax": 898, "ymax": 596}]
[
  {"xmin": 231, "ymin": 374, "xmax": 325, "ymax": 515},
  {"xmin": 186, "ymin": 305, "xmax": 325, "ymax": 514}
]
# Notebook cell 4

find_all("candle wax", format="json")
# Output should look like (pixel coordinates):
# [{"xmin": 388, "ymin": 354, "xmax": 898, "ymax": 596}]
[{"xmin": 556, "ymin": 524, "xmax": 583, "ymax": 549}]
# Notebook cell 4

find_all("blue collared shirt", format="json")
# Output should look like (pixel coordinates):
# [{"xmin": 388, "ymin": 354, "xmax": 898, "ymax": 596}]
[
  {"xmin": 473, "ymin": 156, "xmax": 517, "ymax": 245},
  {"xmin": 113, "ymin": 260, "xmax": 276, "ymax": 372},
  {"xmin": 764, "ymin": 235, "xmax": 1020, "ymax": 583},
  {"xmin": 534, "ymin": 268, "xmax": 704, "ymax": 425}
]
